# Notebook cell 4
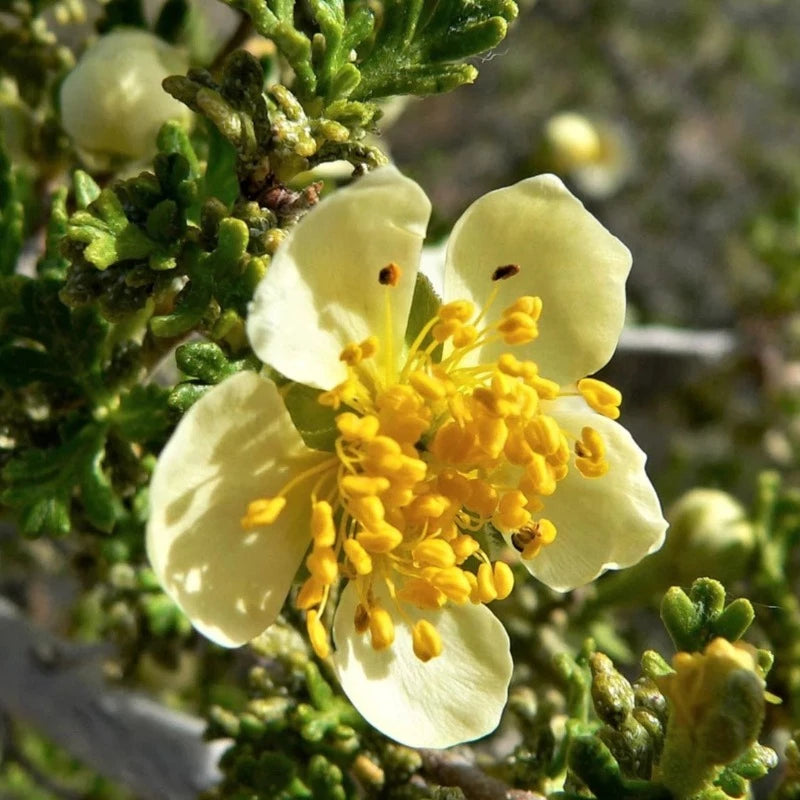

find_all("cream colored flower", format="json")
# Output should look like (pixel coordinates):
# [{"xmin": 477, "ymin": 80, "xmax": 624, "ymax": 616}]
[
  {"xmin": 60, "ymin": 29, "xmax": 192, "ymax": 160},
  {"xmin": 147, "ymin": 166, "xmax": 666, "ymax": 748}
]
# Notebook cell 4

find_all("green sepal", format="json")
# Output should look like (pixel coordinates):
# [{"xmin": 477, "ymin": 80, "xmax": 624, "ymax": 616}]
[
  {"xmin": 404, "ymin": 271, "xmax": 441, "ymax": 351},
  {"xmin": 37, "ymin": 186, "xmax": 70, "ymax": 278},
  {"xmin": 282, "ymin": 382, "xmax": 338, "ymax": 451}
]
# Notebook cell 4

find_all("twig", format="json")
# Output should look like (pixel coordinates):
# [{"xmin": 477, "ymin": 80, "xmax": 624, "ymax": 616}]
[
  {"xmin": 616, "ymin": 325, "xmax": 736, "ymax": 360},
  {"xmin": 0, "ymin": 597, "xmax": 226, "ymax": 800},
  {"xmin": 420, "ymin": 749, "xmax": 546, "ymax": 800}
]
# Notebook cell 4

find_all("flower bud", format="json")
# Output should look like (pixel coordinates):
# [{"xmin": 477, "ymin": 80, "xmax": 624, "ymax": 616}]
[{"xmin": 60, "ymin": 30, "xmax": 191, "ymax": 160}]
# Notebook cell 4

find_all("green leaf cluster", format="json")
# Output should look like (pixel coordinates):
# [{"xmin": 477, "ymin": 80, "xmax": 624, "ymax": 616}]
[{"xmin": 222, "ymin": 0, "xmax": 518, "ymax": 103}]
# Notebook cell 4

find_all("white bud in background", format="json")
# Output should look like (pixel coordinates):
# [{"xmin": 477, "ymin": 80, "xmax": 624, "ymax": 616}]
[{"xmin": 60, "ymin": 29, "xmax": 192, "ymax": 161}]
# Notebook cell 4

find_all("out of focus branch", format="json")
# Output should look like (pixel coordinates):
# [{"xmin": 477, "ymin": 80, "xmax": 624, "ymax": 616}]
[
  {"xmin": 420, "ymin": 749, "xmax": 546, "ymax": 800},
  {"xmin": 0, "ymin": 597, "xmax": 226, "ymax": 800},
  {"xmin": 617, "ymin": 325, "xmax": 736, "ymax": 360}
]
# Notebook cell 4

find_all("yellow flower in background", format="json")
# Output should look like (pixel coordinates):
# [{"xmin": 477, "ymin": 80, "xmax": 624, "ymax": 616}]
[{"xmin": 146, "ymin": 166, "xmax": 667, "ymax": 748}]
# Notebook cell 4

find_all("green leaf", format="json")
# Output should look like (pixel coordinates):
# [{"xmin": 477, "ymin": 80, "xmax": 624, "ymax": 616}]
[
  {"xmin": 2, "ymin": 421, "xmax": 117, "ymax": 535},
  {"xmin": 111, "ymin": 384, "xmax": 174, "ymax": 445},
  {"xmin": 168, "ymin": 341, "xmax": 260, "ymax": 411},
  {"xmin": 66, "ymin": 189, "xmax": 156, "ymax": 270},
  {"xmin": 351, "ymin": 0, "xmax": 518, "ymax": 101},
  {"xmin": 282, "ymin": 382, "xmax": 338, "ymax": 451}
]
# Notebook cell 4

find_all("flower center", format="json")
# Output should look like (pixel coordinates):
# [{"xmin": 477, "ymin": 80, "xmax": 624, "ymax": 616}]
[{"xmin": 242, "ymin": 266, "xmax": 623, "ymax": 663}]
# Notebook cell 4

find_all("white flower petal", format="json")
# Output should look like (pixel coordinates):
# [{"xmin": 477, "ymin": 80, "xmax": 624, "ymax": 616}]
[
  {"xmin": 332, "ymin": 582, "xmax": 512, "ymax": 748},
  {"xmin": 517, "ymin": 398, "xmax": 667, "ymax": 591},
  {"xmin": 443, "ymin": 174, "xmax": 631, "ymax": 385},
  {"xmin": 247, "ymin": 166, "xmax": 431, "ymax": 389},
  {"xmin": 147, "ymin": 371, "xmax": 329, "ymax": 646}
]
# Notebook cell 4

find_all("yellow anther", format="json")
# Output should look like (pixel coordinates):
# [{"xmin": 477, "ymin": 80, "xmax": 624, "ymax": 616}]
[
  {"xmin": 437, "ymin": 469, "xmax": 472, "ymax": 504},
  {"xmin": 477, "ymin": 415, "xmax": 508, "ymax": 458},
  {"xmin": 452, "ymin": 325, "xmax": 479, "ymax": 347},
  {"xmin": 467, "ymin": 479, "xmax": 499, "ymax": 517},
  {"xmin": 576, "ymin": 458, "xmax": 609, "ymax": 478},
  {"xmin": 497, "ymin": 311, "xmax": 538, "ymax": 344},
  {"xmin": 524, "ymin": 453, "xmax": 558, "ymax": 496},
  {"xmin": 407, "ymin": 493, "xmax": 450, "ymax": 522},
  {"xmin": 306, "ymin": 610, "xmax": 330, "ymax": 659},
  {"xmin": 528, "ymin": 375, "xmax": 560, "ymax": 399},
  {"xmin": 427, "ymin": 566, "xmax": 473, "ymax": 604},
  {"xmin": 497, "ymin": 353, "xmax": 523, "ymax": 376},
  {"xmin": 431, "ymin": 421, "xmax": 476, "ymax": 463},
  {"xmin": 378, "ymin": 453, "xmax": 427, "ymax": 484},
  {"xmin": 432, "ymin": 318, "xmax": 461, "ymax": 343},
  {"xmin": 578, "ymin": 426, "xmax": 605, "ymax": 458},
  {"xmin": 439, "ymin": 300, "xmax": 475, "ymax": 322},
  {"xmin": 451, "ymin": 534, "xmax": 480, "ymax": 562},
  {"xmin": 493, "ymin": 561, "xmax": 514, "ymax": 600},
  {"xmin": 473, "ymin": 387, "xmax": 504, "ymax": 417},
  {"xmin": 477, "ymin": 561, "xmax": 498, "ymax": 603},
  {"xmin": 503, "ymin": 295, "xmax": 542, "ymax": 320},
  {"xmin": 357, "ymin": 523, "xmax": 404, "ymax": 553},
  {"xmin": 339, "ymin": 342, "xmax": 364, "ymax": 366},
  {"xmin": 241, "ymin": 496, "xmax": 286, "ymax": 529},
  {"xmin": 413, "ymin": 539, "xmax": 457, "ymax": 569},
  {"xmin": 525, "ymin": 415, "xmax": 562, "ymax": 455},
  {"xmin": 341, "ymin": 474, "xmax": 391, "ymax": 497},
  {"xmin": 494, "ymin": 490, "xmax": 532, "ymax": 531},
  {"xmin": 491, "ymin": 370, "xmax": 516, "ymax": 398},
  {"xmin": 354, "ymin": 603, "xmax": 370, "ymax": 633},
  {"xmin": 311, "ymin": 501, "xmax": 336, "ymax": 547},
  {"xmin": 369, "ymin": 606, "xmax": 395, "ymax": 650},
  {"xmin": 504, "ymin": 431, "xmax": 535, "ymax": 465},
  {"xmin": 336, "ymin": 412, "xmax": 380, "ymax": 441},
  {"xmin": 465, "ymin": 570, "xmax": 480, "ymax": 604},
  {"xmin": 306, "ymin": 546, "xmax": 339, "ymax": 585},
  {"xmin": 412, "ymin": 620, "xmax": 443, "ymax": 662},
  {"xmin": 409, "ymin": 370, "xmax": 447, "ymax": 400},
  {"xmin": 365, "ymin": 435, "xmax": 402, "ymax": 460},
  {"xmin": 343, "ymin": 538, "xmax": 373, "ymax": 575},
  {"xmin": 349, "ymin": 495, "xmax": 385, "ymax": 529},
  {"xmin": 397, "ymin": 579, "xmax": 446, "ymax": 610},
  {"xmin": 296, "ymin": 577, "xmax": 325, "ymax": 610},
  {"xmin": 578, "ymin": 377, "xmax": 622, "ymax": 420},
  {"xmin": 360, "ymin": 336, "xmax": 378, "ymax": 359}
]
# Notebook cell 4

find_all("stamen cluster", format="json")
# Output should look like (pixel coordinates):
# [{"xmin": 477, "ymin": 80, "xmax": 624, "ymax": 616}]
[{"xmin": 241, "ymin": 285, "xmax": 623, "ymax": 663}]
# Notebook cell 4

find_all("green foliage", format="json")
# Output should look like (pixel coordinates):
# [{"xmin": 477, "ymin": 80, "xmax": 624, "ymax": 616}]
[
  {"xmin": 660, "ymin": 578, "xmax": 755, "ymax": 653},
  {"xmin": 222, "ymin": 0, "xmax": 519, "ymax": 103},
  {"xmin": 169, "ymin": 341, "xmax": 260, "ymax": 411},
  {"xmin": 0, "ymin": 137, "xmax": 25, "ymax": 276}
]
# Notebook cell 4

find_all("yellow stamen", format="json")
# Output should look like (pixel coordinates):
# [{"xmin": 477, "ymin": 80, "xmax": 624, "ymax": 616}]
[
  {"xmin": 369, "ymin": 605, "xmax": 395, "ymax": 650},
  {"xmin": 578, "ymin": 377, "xmax": 622, "ymax": 419},
  {"xmin": 306, "ymin": 610, "xmax": 330, "ymax": 659},
  {"xmin": 311, "ymin": 501, "xmax": 336, "ymax": 547},
  {"xmin": 343, "ymin": 538, "xmax": 373, "ymax": 575},
  {"xmin": 412, "ymin": 620, "xmax": 443, "ymax": 662},
  {"xmin": 493, "ymin": 562, "xmax": 515, "ymax": 599},
  {"xmin": 241, "ymin": 497, "xmax": 286, "ymax": 529}
]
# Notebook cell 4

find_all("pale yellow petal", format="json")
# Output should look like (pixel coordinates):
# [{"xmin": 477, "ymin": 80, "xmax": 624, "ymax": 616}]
[
  {"xmin": 247, "ymin": 166, "xmax": 431, "ymax": 389},
  {"xmin": 147, "ymin": 371, "xmax": 329, "ymax": 646},
  {"xmin": 515, "ymin": 398, "xmax": 666, "ymax": 591},
  {"xmin": 443, "ymin": 174, "xmax": 631, "ymax": 385},
  {"xmin": 332, "ymin": 582, "xmax": 512, "ymax": 747}
]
